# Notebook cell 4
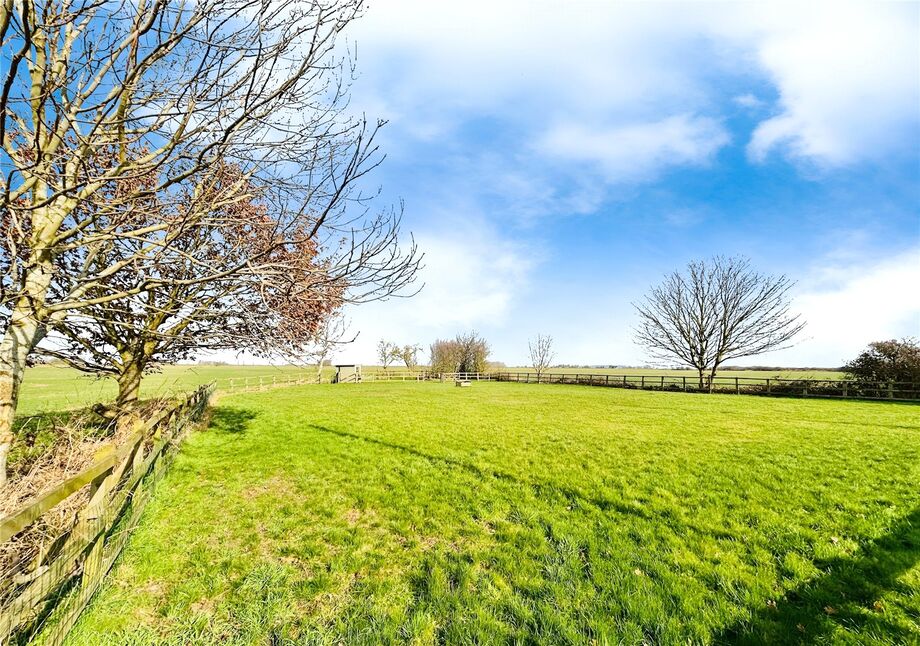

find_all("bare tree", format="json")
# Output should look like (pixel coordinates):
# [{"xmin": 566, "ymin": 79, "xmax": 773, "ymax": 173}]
[
  {"xmin": 397, "ymin": 344, "xmax": 421, "ymax": 370},
  {"xmin": 0, "ymin": 0, "xmax": 422, "ymax": 484},
  {"xmin": 528, "ymin": 334, "xmax": 555, "ymax": 381},
  {"xmin": 633, "ymin": 256, "xmax": 805, "ymax": 390},
  {"xmin": 377, "ymin": 340, "xmax": 399, "ymax": 371},
  {"xmin": 310, "ymin": 313, "xmax": 355, "ymax": 383},
  {"xmin": 429, "ymin": 338, "xmax": 461, "ymax": 374},
  {"xmin": 455, "ymin": 331, "xmax": 490, "ymax": 374},
  {"xmin": 38, "ymin": 168, "xmax": 346, "ymax": 415}
]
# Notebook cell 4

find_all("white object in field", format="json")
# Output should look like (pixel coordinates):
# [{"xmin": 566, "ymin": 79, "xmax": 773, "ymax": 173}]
[{"xmin": 334, "ymin": 364, "xmax": 362, "ymax": 383}]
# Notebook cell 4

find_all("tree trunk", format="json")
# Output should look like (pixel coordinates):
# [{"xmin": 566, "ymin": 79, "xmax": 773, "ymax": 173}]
[
  {"xmin": 114, "ymin": 355, "xmax": 146, "ymax": 433},
  {"xmin": 116, "ymin": 361, "xmax": 144, "ymax": 410},
  {"xmin": 697, "ymin": 369, "xmax": 705, "ymax": 391},
  {"xmin": 708, "ymin": 365, "xmax": 719, "ymax": 394},
  {"xmin": 0, "ymin": 262, "xmax": 54, "ymax": 486},
  {"xmin": 0, "ymin": 314, "xmax": 42, "ymax": 487},
  {"xmin": 0, "ymin": 193, "xmax": 68, "ymax": 484}
]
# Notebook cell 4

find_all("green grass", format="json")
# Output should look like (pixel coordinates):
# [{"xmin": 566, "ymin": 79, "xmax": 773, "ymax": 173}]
[
  {"xmin": 66, "ymin": 382, "xmax": 918, "ymax": 645},
  {"xmin": 17, "ymin": 365, "xmax": 846, "ymax": 417},
  {"xmin": 17, "ymin": 364, "xmax": 315, "ymax": 416}
]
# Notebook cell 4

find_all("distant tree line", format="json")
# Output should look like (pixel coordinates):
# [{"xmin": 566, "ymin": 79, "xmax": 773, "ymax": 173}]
[
  {"xmin": 377, "ymin": 341, "xmax": 421, "ymax": 370},
  {"xmin": 844, "ymin": 339, "xmax": 919, "ymax": 386},
  {"xmin": 374, "ymin": 332, "xmax": 491, "ymax": 374},
  {"xmin": 430, "ymin": 333, "xmax": 491, "ymax": 374}
]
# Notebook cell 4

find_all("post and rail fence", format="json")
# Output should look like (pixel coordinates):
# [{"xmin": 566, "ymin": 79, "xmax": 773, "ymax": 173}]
[
  {"xmin": 490, "ymin": 372, "xmax": 919, "ymax": 401},
  {"xmin": 178, "ymin": 368, "xmax": 916, "ymax": 403},
  {"xmin": 0, "ymin": 384, "xmax": 214, "ymax": 645}
]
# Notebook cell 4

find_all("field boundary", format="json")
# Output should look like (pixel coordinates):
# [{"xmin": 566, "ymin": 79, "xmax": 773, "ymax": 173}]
[
  {"xmin": 0, "ymin": 385, "xmax": 213, "ymax": 645},
  {"xmin": 492, "ymin": 372, "xmax": 919, "ymax": 401}
]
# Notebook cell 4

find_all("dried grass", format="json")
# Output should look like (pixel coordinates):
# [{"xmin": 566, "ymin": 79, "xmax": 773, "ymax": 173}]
[{"xmin": 0, "ymin": 399, "xmax": 174, "ymax": 597}]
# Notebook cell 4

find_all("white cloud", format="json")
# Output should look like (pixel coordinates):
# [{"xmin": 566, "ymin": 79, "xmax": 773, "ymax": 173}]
[
  {"xmin": 336, "ymin": 223, "xmax": 537, "ymax": 364},
  {"xmin": 349, "ymin": 1, "xmax": 918, "ymax": 171},
  {"xmin": 717, "ymin": 4, "xmax": 919, "ymax": 165},
  {"xmin": 733, "ymin": 93, "xmax": 764, "ymax": 109},
  {"xmin": 746, "ymin": 247, "xmax": 920, "ymax": 366},
  {"xmin": 537, "ymin": 114, "xmax": 730, "ymax": 182}
]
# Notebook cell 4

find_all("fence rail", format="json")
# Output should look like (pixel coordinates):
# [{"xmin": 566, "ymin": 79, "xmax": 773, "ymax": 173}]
[
  {"xmin": 363, "ymin": 371, "xmax": 429, "ymax": 382},
  {"xmin": 491, "ymin": 372, "xmax": 919, "ymax": 401},
  {"xmin": 221, "ymin": 372, "xmax": 315, "ymax": 392},
  {"xmin": 437, "ymin": 372, "xmax": 492, "ymax": 382},
  {"xmin": 0, "ymin": 384, "xmax": 213, "ymax": 645}
]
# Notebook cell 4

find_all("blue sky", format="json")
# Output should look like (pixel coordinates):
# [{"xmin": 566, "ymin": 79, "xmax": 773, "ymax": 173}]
[{"xmin": 332, "ymin": 1, "xmax": 920, "ymax": 368}]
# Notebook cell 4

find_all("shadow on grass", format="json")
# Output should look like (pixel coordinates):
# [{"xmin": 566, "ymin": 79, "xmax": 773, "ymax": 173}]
[
  {"xmin": 716, "ymin": 507, "xmax": 920, "ymax": 645},
  {"xmin": 309, "ymin": 424, "xmax": 919, "ymax": 644},
  {"xmin": 209, "ymin": 406, "xmax": 259, "ymax": 435},
  {"xmin": 305, "ymin": 424, "xmax": 652, "ymax": 521}
]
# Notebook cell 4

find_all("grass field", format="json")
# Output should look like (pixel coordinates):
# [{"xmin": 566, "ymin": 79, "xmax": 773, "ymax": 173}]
[
  {"xmin": 64, "ymin": 381, "xmax": 919, "ymax": 645},
  {"xmin": 17, "ymin": 364, "xmax": 314, "ymax": 416},
  {"xmin": 17, "ymin": 364, "xmax": 845, "ymax": 417}
]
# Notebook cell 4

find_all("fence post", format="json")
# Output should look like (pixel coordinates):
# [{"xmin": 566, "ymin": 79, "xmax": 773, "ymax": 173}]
[
  {"xmin": 640, "ymin": 375, "xmax": 645, "ymax": 389},
  {"xmin": 766, "ymin": 379, "xmax": 771, "ymax": 395},
  {"xmin": 803, "ymin": 380, "xmax": 808, "ymax": 397},
  {"xmin": 735, "ymin": 377, "xmax": 739, "ymax": 395},
  {"xmin": 888, "ymin": 381, "xmax": 894, "ymax": 399},
  {"xmin": 606, "ymin": 375, "xmax": 610, "ymax": 387},
  {"xmin": 842, "ymin": 381, "xmax": 848, "ymax": 398},
  {"xmin": 660, "ymin": 375, "xmax": 665, "ymax": 390},
  {"xmin": 682, "ymin": 376, "xmax": 686, "ymax": 392}
]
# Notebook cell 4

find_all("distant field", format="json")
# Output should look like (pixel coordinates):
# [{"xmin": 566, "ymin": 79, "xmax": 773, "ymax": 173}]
[
  {"xmin": 502, "ymin": 366, "xmax": 846, "ymax": 380},
  {"xmin": 16, "ymin": 365, "xmax": 314, "ymax": 416},
  {"xmin": 67, "ymin": 382, "xmax": 919, "ymax": 644},
  {"xmin": 17, "ymin": 364, "xmax": 846, "ymax": 416}
]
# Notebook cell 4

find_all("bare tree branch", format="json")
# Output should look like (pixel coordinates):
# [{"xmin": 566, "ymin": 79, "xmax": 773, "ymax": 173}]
[{"xmin": 633, "ymin": 256, "xmax": 805, "ymax": 390}]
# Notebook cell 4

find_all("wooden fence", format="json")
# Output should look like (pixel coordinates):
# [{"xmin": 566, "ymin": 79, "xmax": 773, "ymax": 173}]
[
  {"xmin": 491, "ymin": 372, "xmax": 920, "ymax": 401},
  {"xmin": 221, "ymin": 372, "xmax": 314, "ymax": 392},
  {"xmin": 0, "ymin": 384, "xmax": 213, "ymax": 645},
  {"xmin": 363, "ymin": 371, "xmax": 429, "ymax": 382},
  {"xmin": 437, "ymin": 372, "xmax": 493, "ymax": 382}
]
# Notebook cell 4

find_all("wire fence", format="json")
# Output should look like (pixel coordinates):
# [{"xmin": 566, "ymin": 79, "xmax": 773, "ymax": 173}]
[
  {"xmin": 491, "ymin": 372, "xmax": 920, "ymax": 401},
  {"xmin": 207, "ymin": 368, "xmax": 917, "ymax": 402},
  {"xmin": 0, "ymin": 385, "xmax": 213, "ymax": 645}
]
